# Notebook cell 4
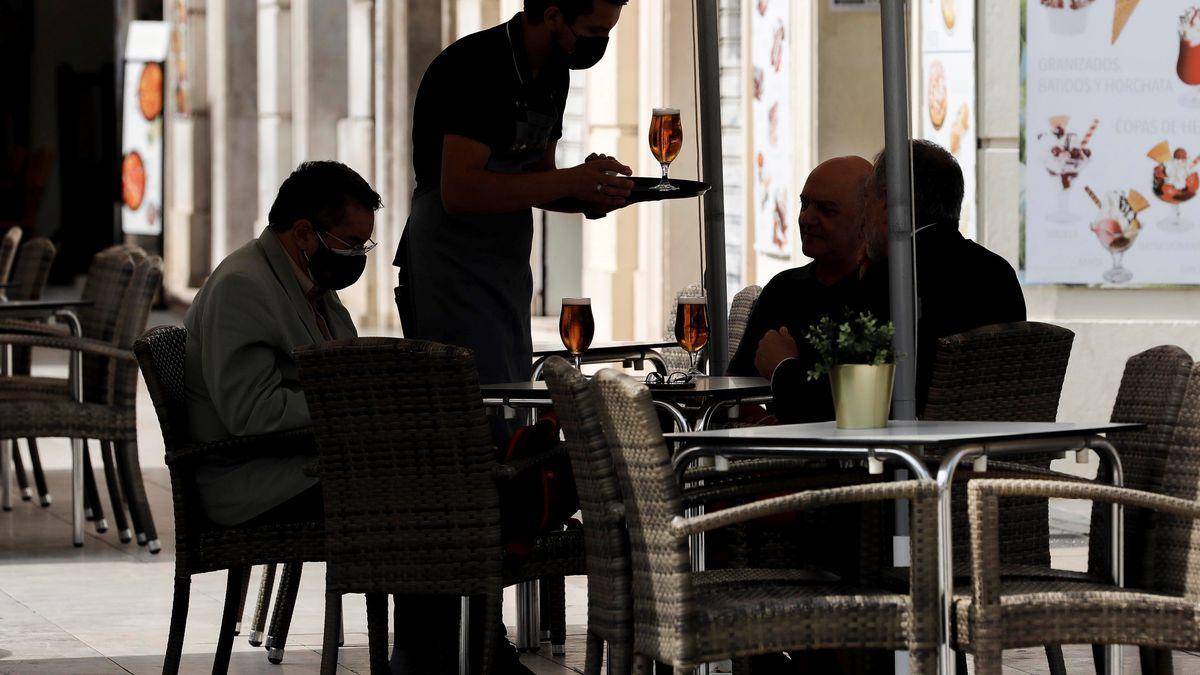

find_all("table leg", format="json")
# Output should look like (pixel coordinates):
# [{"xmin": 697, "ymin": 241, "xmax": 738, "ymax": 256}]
[
  {"xmin": 515, "ymin": 581, "xmax": 540, "ymax": 652},
  {"xmin": 936, "ymin": 445, "xmax": 982, "ymax": 675},
  {"xmin": 654, "ymin": 401, "xmax": 691, "ymax": 433},
  {"xmin": 1089, "ymin": 438, "xmax": 1125, "ymax": 675},
  {"xmin": 1, "ymin": 345, "xmax": 10, "ymax": 512}
]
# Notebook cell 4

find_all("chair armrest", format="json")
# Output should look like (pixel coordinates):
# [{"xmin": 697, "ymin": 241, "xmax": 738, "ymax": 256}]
[
  {"xmin": 680, "ymin": 470, "xmax": 882, "ymax": 510},
  {"xmin": 672, "ymin": 479, "xmax": 935, "ymax": 536},
  {"xmin": 167, "ymin": 427, "xmax": 316, "ymax": 466},
  {"xmin": 0, "ymin": 318, "xmax": 68, "ymax": 337},
  {"xmin": 966, "ymin": 479, "xmax": 1200, "ymax": 619},
  {"xmin": 0, "ymin": 334, "xmax": 134, "ymax": 362},
  {"xmin": 492, "ymin": 445, "xmax": 569, "ymax": 482},
  {"xmin": 972, "ymin": 460, "xmax": 1092, "ymax": 482}
]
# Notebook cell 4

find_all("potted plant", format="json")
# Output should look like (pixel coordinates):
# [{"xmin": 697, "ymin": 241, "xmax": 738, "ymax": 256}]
[{"xmin": 805, "ymin": 312, "xmax": 896, "ymax": 429}]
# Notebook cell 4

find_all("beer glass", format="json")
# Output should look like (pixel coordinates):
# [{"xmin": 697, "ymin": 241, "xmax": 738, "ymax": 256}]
[
  {"xmin": 559, "ymin": 298, "xmax": 595, "ymax": 369},
  {"xmin": 649, "ymin": 107, "xmax": 683, "ymax": 191},
  {"xmin": 674, "ymin": 295, "xmax": 710, "ymax": 375}
]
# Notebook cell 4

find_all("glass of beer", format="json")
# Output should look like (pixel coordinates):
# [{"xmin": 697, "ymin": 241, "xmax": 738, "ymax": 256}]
[
  {"xmin": 559, "ymin": 298, "xmax": 595, "ymax": 369},
  {"xmin": 649, "ymin": 107, "xmax": 683, "ymax": 191},
  {"xmin": 674, "ymin": 295, "xmax": 710, "ymax": 375}
]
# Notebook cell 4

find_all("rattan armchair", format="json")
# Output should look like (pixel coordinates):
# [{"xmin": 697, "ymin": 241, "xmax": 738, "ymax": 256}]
[
  {"xmin": 590, "ymin": 368, "xmax": 940, "ymax": 673},
  {"xmin": 1, "ymin": 236, "xmax": 56, "ymax": 503},
  {"xmin": 294, "ymin": 338, "xmax": 584, "ymax": 675},
  {"xmin": 0, "ymin": 226, "xmax": 20, "ymax": 291},
  {"xmin": 134, "ymin": 325, "xmax": 325, "ymax": 674}
]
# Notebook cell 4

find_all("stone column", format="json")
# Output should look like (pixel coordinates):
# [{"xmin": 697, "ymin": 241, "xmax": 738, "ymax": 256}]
[
  {"xmin": 337, "ymin": 0, "xmax": 376, "ymax": 323},
  {"xmin": 257, "ymin": 0, "xmax": 292, "ymax": 232},
  {"xmin": 166, "ymin": 0, "xmax": 213, "ymax": 289},
  {"xmin": 291, "ymin": 0, "xmax": 347, "ymax": 162},
  {"xmin": 207, "ymin": 0, "xmax": 258, "ymax": 260}
]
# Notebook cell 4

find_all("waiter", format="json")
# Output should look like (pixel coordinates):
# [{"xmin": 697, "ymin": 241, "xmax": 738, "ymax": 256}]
[
  {"xmin": 395, "ymin": 0, "xmax": 633, "ymax": 389},
  {"xmin": 392, "ymin": 2, "xmax": 631, "ymax": 673}
]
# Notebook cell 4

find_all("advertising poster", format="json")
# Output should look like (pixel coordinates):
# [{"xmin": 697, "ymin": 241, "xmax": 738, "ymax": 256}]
[
  {"xmin": 752, "ymin": 0, "xmax": 794, "ymax": 259},
  {"xmin": 920, "ymin": 0, "xmax": 977, "ymax": 239},
  {"xmin": 121, "ymin": 22, "xmax": 169, "ymax": 237},
  {"xmin": 1025, "ymin": 0, "xmax": 1200, "ymax": 285}
]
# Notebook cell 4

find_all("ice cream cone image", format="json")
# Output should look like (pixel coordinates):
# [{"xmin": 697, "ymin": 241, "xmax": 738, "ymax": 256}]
[{"xmin": 1112, "ymin": 0, "xmax": 1141, "ymax": 44}]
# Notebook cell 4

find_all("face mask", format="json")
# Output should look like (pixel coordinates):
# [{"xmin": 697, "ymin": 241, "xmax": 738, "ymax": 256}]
[
  {"xmin": 563, "ymin": 23, "xmax": 609, "ymax": 70},
  {"xmin": 304, "ymin": 232, "xmax": 368, "ymax": 292}
]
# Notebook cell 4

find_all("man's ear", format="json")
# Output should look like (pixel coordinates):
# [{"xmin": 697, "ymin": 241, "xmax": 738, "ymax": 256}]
[
  {"xmin": 543, "ymin": 5, "xmax": 564, "ymax": 30},
  {"xmin": 293, "ymin": 219, "xmax": 316, "ymax": 248}
]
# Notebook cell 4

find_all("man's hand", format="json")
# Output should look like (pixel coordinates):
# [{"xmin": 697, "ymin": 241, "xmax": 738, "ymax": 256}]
[
  {"xmin": 754, "ymin": 326, "xmax": 798, "ymax": 380},
  {"xmin": 564, "ymin": 157, "xmax": 634, "ymax": 208}
]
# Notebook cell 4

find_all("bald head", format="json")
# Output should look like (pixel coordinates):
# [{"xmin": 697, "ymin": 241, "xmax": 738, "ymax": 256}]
[{"xmin": 798, "ymin": 156, "xmax": 873, "ymax": 282}]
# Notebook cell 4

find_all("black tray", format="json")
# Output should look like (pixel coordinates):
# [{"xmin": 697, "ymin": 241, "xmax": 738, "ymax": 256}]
[{"xmin": 546, "ymin": 177, "xmax": 710, "ymax": 220}]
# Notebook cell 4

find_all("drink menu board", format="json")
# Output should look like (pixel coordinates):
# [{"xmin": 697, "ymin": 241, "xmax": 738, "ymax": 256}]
[
  {"xmin": 920, "ymin": 0, "xmax": 977, "ymax": 239},
  {"xmin": 1025, "ymin": 0, "xmax": 1200, "ymax": 285}
]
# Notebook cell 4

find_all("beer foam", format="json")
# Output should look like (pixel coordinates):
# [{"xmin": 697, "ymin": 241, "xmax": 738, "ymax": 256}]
[
  {"xmin": 562, "ymin": 297, "xmax": 591, "ymax": 305},
  {"xmin": 653, "ymin": 107, "xmax": 680, "ymax": 115},
  {"xmin": 678, "ymin": 296, "xmax": 707, "ymax": 304}
]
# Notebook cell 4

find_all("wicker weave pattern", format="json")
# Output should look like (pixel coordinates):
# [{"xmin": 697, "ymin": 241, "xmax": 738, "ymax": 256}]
[
  {"xmin": 295, "ymin": 337, "xmax": 504, "ymax": 596},
  {"xmin": 592, "ymin": 368, "xmax": 939, "ymax": 672},
  {"xmin": 923, "ymin": 321, "xmax": 1074, "ymax": 570},
  {"xmin": 543, "ymin": 357, "xmax": 633, "ymax": 673},
  {"xmin": 726, "ymin": 285, "xmax": 762, "ymax": 360},
  {"xmin": 0, "ymin": 226, "xmax": 20, "ymax": 284},
  {"xmin": 79, "ymin": 249, "xmax": 136, "ymax": 405},
  {"xmin": 1088, "ymin": 346, "xmax": 1194, "ymax": 586},
  {"xmin": 7, "ymin": 237, "xmax": 54, "ymax": 301}
]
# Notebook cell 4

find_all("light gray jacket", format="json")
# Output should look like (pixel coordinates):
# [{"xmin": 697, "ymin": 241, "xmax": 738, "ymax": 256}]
[{"xmin": 184, "ymin": 228, "xmax": 357, "ymax": 524}]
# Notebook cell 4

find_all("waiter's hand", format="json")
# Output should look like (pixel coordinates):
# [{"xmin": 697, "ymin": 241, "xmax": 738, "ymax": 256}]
[
  {"xmin": 754, "ymin": 327, "xmax": 798, "ymax": 380},
  {"xmin": 566, "ymin": 157, "xmax": 634, "ymax": 208}
]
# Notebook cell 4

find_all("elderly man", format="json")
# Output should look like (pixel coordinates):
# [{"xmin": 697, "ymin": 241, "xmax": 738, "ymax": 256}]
[
  {"xmin": 184, "ymin": 160, "xmax": 380, "ymax": 526},
  {"xmin": 727, "ymin": 155, "xmax": 874, "ymax": 423}
]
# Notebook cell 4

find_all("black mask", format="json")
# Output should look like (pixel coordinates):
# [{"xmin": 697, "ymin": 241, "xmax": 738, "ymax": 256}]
[
  {"xmin": 564, "ymin": 23, "xmax": 608, "ymax": 70},
  {"xmin": 305, "ymin": 233, "xmax": 367, "ymax": 292}
]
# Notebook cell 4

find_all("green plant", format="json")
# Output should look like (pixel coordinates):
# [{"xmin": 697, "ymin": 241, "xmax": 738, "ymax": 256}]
[{"xmin": 804, "ymin": 312, "xmax": 895, "ymax": 381}]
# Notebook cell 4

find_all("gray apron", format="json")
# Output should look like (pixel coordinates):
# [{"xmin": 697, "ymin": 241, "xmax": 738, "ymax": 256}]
[{"xmin": 397, "ymin": 108, "xmax": 555, "ymax": 385}]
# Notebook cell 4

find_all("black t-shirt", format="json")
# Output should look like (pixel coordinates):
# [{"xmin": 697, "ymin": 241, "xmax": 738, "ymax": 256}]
[{"xmin": 410, "ymin": 12, "xmax": 569, "ymax": 196}]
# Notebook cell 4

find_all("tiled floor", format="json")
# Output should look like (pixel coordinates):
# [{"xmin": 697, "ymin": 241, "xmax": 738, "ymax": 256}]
[{"xmin": 4, "ymin": 307, "xmax": 1200, "ymax": 673}]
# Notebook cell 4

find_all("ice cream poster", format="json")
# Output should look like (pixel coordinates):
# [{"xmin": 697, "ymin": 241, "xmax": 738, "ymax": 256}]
[
  {"xmin": 751, "ymin": 0, "xmax": 794, "ymax": 259},
  {"xmin": 121, "ymin": 22, "xmax": 169, "ymax": 237},
  {"xmin": 920, "ymin": 0, "xmax": 977, "ymax": 239},
  {"xmin": 1024, "ymin": 1, "xmax": 1200, "ymax": 285}
]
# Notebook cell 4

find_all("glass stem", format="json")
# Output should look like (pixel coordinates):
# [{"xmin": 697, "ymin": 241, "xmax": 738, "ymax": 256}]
[
  {"xmin": 1111, "ymin": 250, "xmax": 1124, "ymax": 271},
  {"xmin": 688, "ymin": 350, "xmax": 698, "ymax": 374},
  {"xmin": 660, "ymin": 162, "xmax": 670, "ymax": 183},
  {"xmin": 573, "ymin": 354, "xmax": 582, "ymax": 370}
]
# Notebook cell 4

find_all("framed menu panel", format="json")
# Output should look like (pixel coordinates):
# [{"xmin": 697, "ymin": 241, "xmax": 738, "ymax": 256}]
[
  {"xmin": 1024, "ymin": 0, "xmax": 1200, "ymax": 285},
  {"xmin": 121, "ymin": 21, "xmax": 169, "ymax": 237}
]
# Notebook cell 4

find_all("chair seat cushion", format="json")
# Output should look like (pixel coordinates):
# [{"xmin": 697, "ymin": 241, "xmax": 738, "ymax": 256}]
[
  {"xmin": 681, "ymin": 579, "xmax": 913, "ymax": 666},
  {"xmin": 0, "ymin": 399, "xmax": 134, "ymax": 441},
  {"xmin": 953, "ymin": 579, "xmax": 1200, "ymax": 651}
]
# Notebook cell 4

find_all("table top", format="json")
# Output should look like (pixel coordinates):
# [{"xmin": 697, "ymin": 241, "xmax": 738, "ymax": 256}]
[
  {"xmin": 0, "ymin": 298, "xmax": 93, "ymax": 313},
  {"xmin": 532, "ymin": 340, "xmax": 676, "ymax": 358},
  {"xmin": 482, "ymin": 375, "xmax": 770, "ymax": 402},
  {"xmin": 667, "ymin": 420, "xmax": 1144, "ymax": 447}
]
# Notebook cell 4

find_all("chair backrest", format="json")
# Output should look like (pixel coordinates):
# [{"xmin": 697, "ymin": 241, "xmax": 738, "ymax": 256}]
[
  {"xmin": 592, "ymin": 368, "xmax": 692, "ymax": 660},
  {"xmin": 295, "ymin": 337, "xmax": 504, "ymax": 596},
  {"xmin": 79, "ymin": 249, "xmax": 137, "ymax": 404},
  {"xmin": 0, "ymin": 226, "xmax": 22, "ymax": 283},
  {"xmin": 922, "ymin": 321, "xmax": 1075, "ymax": 422},
  {"xmin": 111, "ymin": 256, "xmax": 163, "ymax": 410},
  {"xmin": 1153, "ymin": 363, "xmax": 1200, "ymax": 600},
  {"xmin": 7, "ymin": 237, "xmax": 55, "ymax": 301},
  {"xmin": 727, "ymin": 284, "xmax": 762, "ymax": 358},
  {"xmin": 1087, "ymin": 346, "xmax": 1194, "ymax": 583},
  {"xmin": 543, "ymin": 357, "xmax": 631, "ymax": 643},
  {"xmin": 133, "ymin": 325, "xmax": 191, "ymax": 458}
]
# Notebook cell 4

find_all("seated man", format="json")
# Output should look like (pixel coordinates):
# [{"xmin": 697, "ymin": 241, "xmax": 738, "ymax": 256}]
[
  {"xmin": 184, "ymin": 160, "xmax": 381, "ymax": 526},
  {"xmin": 772, "ymin": 140, "xmax": 1026, "ymax": 419},
  {"xmin": 728, "ymin": 156, "xmax": 874, "ymax": 423}
]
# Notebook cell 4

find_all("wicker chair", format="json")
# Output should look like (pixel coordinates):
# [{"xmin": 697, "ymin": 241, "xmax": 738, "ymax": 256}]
[
  {"xmin": 590, "ymin": 368, "xmax": 940, "ymax": 673},
  {"xmin": 134, "ymin": 325, "xmax": 326, "ymax": 674},
  {"xmin": 294, "ymin": 338, "xmax": 584, "ymax": 675},
  {"xmin": 1, "ymin": 237, "xmax": 56, "ymax": 503},
  {"xmin": 962, "ymin": 361, "xmax": 1200, "ymax": 674}
]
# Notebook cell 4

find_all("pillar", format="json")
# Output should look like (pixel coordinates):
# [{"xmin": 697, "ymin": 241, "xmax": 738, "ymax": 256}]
[
  {"xmin": 207, "ymin": 0, "xmax": 258, "ymax": 260},
  {"xmin": 257, "ymin": 0, "xmax": 292, "ymax": 232}
]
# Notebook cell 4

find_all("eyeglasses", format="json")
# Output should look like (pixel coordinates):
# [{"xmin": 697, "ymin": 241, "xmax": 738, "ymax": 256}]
[
  {"xmin": 644, "ymin": 371, "xmax": 695, "ymax": 386},
  {"xmin": 318, "ymin": 231, "xmax": 378, "ymax": 257}
]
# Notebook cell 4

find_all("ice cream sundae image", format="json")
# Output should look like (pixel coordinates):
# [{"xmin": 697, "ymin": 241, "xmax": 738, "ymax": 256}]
[
  {"xmin": 1178, "ymin": 8, "xmax": 1200, "ymax": 105},
  {"xmin": 1042, "ymin": 0, "xmax": 1094, "ymax": 36},
  {"xmin": 927, "ymin": 60, "xmax": 947, "ymax": 131},
  {"xmin": 1086, "ymin": 186, "xmax": 1145, "ymax": 284},
  {"xmin": 1040, "ymin": 115, "xmax": 1097, "ymax": 222},
  {"xmin": 1148, "ymin": 141, "xmax": 1199, "ymax": 231}
]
